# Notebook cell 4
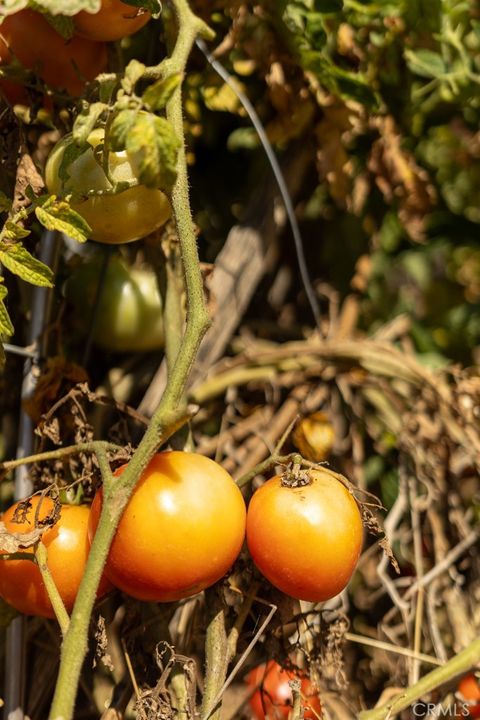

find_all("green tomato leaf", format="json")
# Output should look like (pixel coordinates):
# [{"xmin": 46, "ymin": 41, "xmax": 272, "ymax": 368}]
[
  {"xmin": 35, "ymin": 197, "xmax": 91, "ymax": 243},
  {"xmin": 98, "ymin": 76, "xmax": 119, "ymax": 105},
  {"xmin": 0, "ymin": 0, "xmax": 28, "ymax": 14},
  {"xmin": 227, "ymin": 127, "xmax": 260, "ymax": 151},
  {"xmin": 33, "ymin": 6, "xmax": 75, "ymax": 38},
  {"xmin": 57, "ymin": 141, "xmax": 86, "ymax": 189},
  {"xmin": 23, "ymin": 0, "xmax": 101, "ymax": 15},
  {"xmin": 126, "ymin": 114, "xmax": 180, "ymax": 191},
  {"xmin": 122, "ymin": 59, "xmax": 146, "ymax": 94},
  {"xmin": 2, "ymin": 221, "xmax": 31, "ymax": 241},
  {"xmin": 142, "ymin": 74, "xmax": 182, "ymax": 112},
  {"xmin": 0, "ymin": 244, "xmax": 53, "ymax": 287},
  {"xmin": 121, "ymin": 0, "xmax": 161, "ymax": 13},
  {"xmin": 306, "ymin": 52, "xmax": 378, "ymax": 107},
  {"xmin": 73, "ymin": 103, "xmax": 108, "ymax": 146},
  {"xmin": 0, "ymin": 282, "xmax": 14, "ymax": 338},
  {"xmin": 405, "ymin": 48, "xmax": 447, "ymax": 78},
  {"xmin": 109, "ymin": 109, "xmax": 137, "ymax": 152}
]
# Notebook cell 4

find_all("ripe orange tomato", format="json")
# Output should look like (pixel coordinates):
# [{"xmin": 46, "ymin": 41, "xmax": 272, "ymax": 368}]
[
  {"xmin": 74, "ymin": 0, "xmax": 151, "ymax": 42},
  {"xmin": 457, "ymin": 674, "xmax": 480, "ymax": 718},
  {"xmin": 88, "ymin": 452, "xmax": 247, "ymax": 602},
  {"xmin": 0, "ymin": 9, "xmax": 107, "ymax": 97},
  {"xmin": 0, "ymin": 497, "xmax": 112, "ymax": 618},
  {"xmin": 247, "ymin": 661, "xmax": 322, "ymax": 720},
  {"xmin": 0, "ymin": 78, "xmax": 30, "ymax": 106},
  {"xmin": 246, "ymin": 468, "xmax": 363, "ymax": 602}
]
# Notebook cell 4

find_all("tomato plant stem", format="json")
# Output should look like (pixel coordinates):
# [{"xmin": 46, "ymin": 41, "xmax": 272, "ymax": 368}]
[
  {"xmin": 0, "ymin": 441, "xmax": 122, "ymax": 472},
  {"xmin": 48, "ymin": 2, "xmax": 212, "ymax": 718},
  {"xmin": 35, "ymin": 543, "xmax": 70, "ymax": 637},
  {"xmin": 201, "ymin": 594, "xmax": 229, "ymax": 720},
  {"xmin": 359, "ymin": 637, "xmax": 480, "ymax": 720},
  {"xmin": 164, "ymin": 238, "xmax": 185, "ymax": 378}
]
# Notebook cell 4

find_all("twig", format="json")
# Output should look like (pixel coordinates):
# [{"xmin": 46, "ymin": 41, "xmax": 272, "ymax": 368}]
[
  {"xmin": 0, "ymin": 441, "xmax": 122, "ymax": 472},
  {"xmin": 359, "ymin": 636, "xmax": 480, "ymax": 720},
  {"xmin": 236, "ymin": 453, "xmax": 301, "ymax": 488},
  {"xmin": 403, "ymin": 529, "xmax": 479, "ymax": 601},
  {"xmin": 201, "ymin": 594, "xmax": 228, "ymax": 720},
  {"xmin": 35, "ymin": 543, "xmax": 70, "ymax": 637},
  {"xmin": 345, "ymin": 633, "xmax": 442, "ymax": 667},
  {"xmin": 409, "ymin": 474, "xmax": 425, "ymax": 685},
  {"xmin": 203, "ymin": 593, "xmax": 277, "ymax": 720}
]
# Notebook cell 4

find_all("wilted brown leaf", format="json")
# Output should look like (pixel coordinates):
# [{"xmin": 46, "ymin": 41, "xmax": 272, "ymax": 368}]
[
  {"xmin": 23, "ymin": 357, "xmax": 89, "ymax": 425},
  {"xmin": 368, "ymin": 116, "xmax": 436, "ymax": 242},
  {"xmin": 316, "ymin": 104, "xmax": 362, "ymax": 207},
  {"xmin": 13, "ymin": 149, "xmax": 44, "ymax": 213},
  {"xmin": 0, "ymin": 522, "xmax": 43, "ymax": 553}
]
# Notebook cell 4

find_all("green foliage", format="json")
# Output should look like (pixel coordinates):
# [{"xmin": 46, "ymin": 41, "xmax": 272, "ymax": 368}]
[
  {"xmin": 122, "ymin": 0, "xmax": 161, "ymax": 13},
  {"xmin": 0, "ymin": 0, "xmax": 161, "ymax": 15},
  {"xmin": 0, "ymin": 282, "xmax": 14, "ymax": 340},
  {"xmin": 0, "ymin": 243, "xmax": 53, "ymax": 286},
  {"xmin": 186, "ymin": 0, "xmax": 480, "ymax": 363},
  {"xmin": 121, "ymin": 59, "xmax": 147, "ymax": 94},
  {"xmin": 0, "ymin": 0, "xmax": 100, "ymax": 15},
  {"xmin": 418, "ymin": 125, "xmax": 480, "ymax": 224},
  {"xmin": 110, "ymin": 111, "xmax": 180, "ymax": 191},
  {"xmin": 142, "ymin": 74, "xmax": 182, "ymax": 112},
  {"xmin": 73, "ymin": 103, "xmax": 108, "ymax": 146},
  {"xmin": 277, "ymin": 0, "xmax": 379, "ymax": 107},
  {"xmin": 35, "ymin": 197, "xmax": 91, "ymax": 243}
]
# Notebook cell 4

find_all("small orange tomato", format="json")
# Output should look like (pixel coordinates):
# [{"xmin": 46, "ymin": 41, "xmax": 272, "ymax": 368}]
[
  {"xmin": 458, "ymin": 674, "xmax": 480, "ymax": 718},
  {"xmin": 88, "ymin": 452, "xmax": 247, "ymax": 602},
  {"xmin": 247, "ymin": 661, "xmax": 322, "ymax": 720},
  {"xmin": 293, "ymin": 412, "xmax": 335, "ymax": 462},
  {"xmin": 0, "ymin": 497, "xmax": 111, "ymax": 618},
  {"xmin": 246, "ymin": 468, "xmax": 363, "ymax": 602},
  {"xmin": 0, "ymin": 9, "xmax": 107, "ymax": 97},
  {"xmin": 73, "ymin": 0, "xmax": 151, "ymax": 42}
]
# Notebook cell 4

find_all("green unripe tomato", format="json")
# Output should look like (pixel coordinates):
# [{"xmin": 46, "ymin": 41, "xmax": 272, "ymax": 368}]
[
  {"xmin": 45, "ymin": 130, "xmax": 171, "ymax": 244},
  {"xmin": 65, "ymin": 254, "xmax": 164, "ymax": 352}
]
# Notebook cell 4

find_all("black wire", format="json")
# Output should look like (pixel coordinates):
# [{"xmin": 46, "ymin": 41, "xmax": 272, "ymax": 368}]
[{"xmin": 195, "ymin": 38, "xmax": 322, "ymax": 331}]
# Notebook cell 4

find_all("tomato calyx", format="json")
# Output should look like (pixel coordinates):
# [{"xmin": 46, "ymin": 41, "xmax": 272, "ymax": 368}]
[{"xmin": 280, "ymin": 460, "xmax": 311, "ymax": 488}]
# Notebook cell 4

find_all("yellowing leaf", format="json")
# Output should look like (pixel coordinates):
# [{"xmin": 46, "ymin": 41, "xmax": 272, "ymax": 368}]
[
  {"xmin": 35, "ymin": 198, "xmax": 91, "ymax": 243},
  {"xmin": 202, "ymin": 81, "xmax": 244, "ymax": 114},
  {"xmin": 0, "ymin": 245, "xmax": 53, "ymax": 287}
]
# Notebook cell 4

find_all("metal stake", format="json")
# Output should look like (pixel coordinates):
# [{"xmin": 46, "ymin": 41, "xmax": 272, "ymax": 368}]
[{"xmin": 4, "ymin": 231, "xmax": 59, "ymax": 720}]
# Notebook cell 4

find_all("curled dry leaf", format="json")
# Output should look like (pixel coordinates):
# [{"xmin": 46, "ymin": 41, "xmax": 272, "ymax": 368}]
[
  {"xmin": 368, "ymin": 116, "xmax": 436, "ymax": 242},
  {"xmin": 0, "ymin": 521, "xmax": 44, "ymax": 553},
  {"xmin": 13, "ymin": 149, "xmax": 44, "ymax": 213}
]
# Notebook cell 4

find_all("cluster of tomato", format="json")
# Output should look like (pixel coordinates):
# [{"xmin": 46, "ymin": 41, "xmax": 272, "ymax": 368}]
[
  {"xmin": 0, "ymin": 451, "xmax": 363, "ymax": 610},
  {"xmin": 0, "ymin": 450, "xmax": 361, "ymax": 717},
  {"xmin": 0, "ymin": 1, "xmax": 150, "ymax": 102}
]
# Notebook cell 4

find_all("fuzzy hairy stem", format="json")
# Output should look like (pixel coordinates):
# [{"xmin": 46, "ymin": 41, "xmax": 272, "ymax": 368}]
[
  {"xmin": 35, "ymin": 543, "xmax": 70, "ymax": 637},
  {"xmin": 201, "ymin": 593, "xmax": 229, "ymax": 720},
  {"xmin": 0, "ymin": 441, "xmax": 121, "ymax": 472},
  {"xmin": 48, "ymin": 2, "xmax": 211, "ymax": 718}
]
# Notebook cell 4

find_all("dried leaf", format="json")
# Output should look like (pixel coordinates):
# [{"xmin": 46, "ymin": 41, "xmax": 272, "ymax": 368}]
[{"xmin": 0, "ymin": 522, "xmax": 43, "ymax": 553}]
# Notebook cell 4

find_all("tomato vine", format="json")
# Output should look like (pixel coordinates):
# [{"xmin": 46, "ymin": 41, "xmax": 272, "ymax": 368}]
[{"xmin": 48, "ymin": 2, "xmax": 214, "ymax": 718}]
